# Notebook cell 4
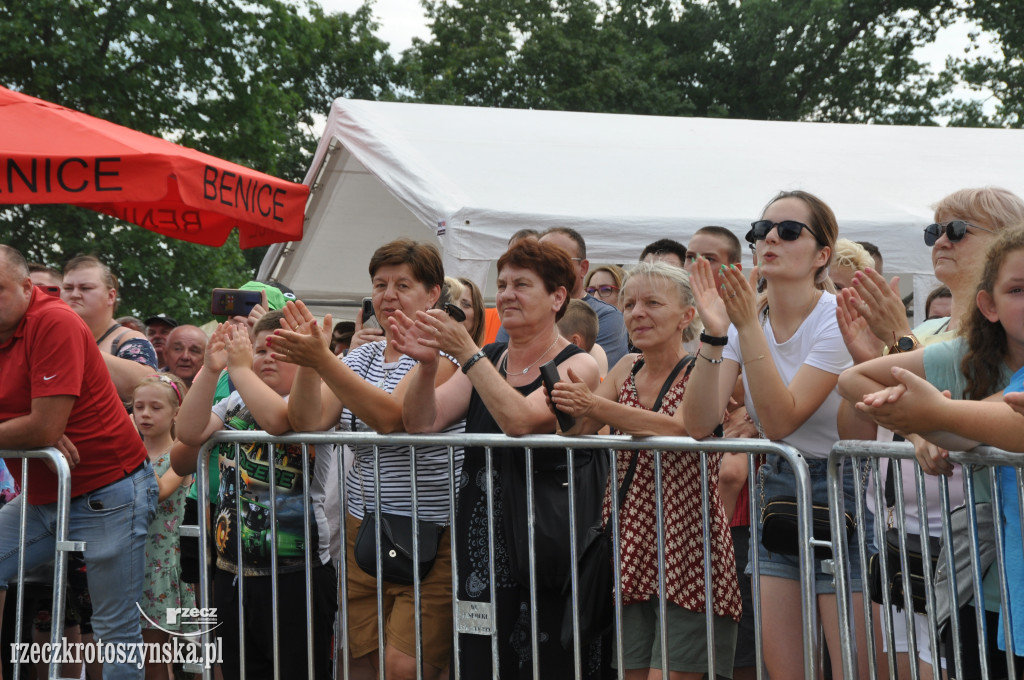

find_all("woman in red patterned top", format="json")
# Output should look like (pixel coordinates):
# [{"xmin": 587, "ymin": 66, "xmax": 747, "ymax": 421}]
[{"xmin": 550, "ymin": 261, "xmax": 741, "ymax": 679}]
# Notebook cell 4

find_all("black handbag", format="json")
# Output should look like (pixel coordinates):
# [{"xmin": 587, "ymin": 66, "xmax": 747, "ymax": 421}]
[
  {"xmin": 351, "ymin": 445, "xmax": 445, "ymax": 586},
  {"xmin": 867, "ymin": 458, "xmax": 940, "ymax": 613},
  {"xmin": 558, "ymin": 355, "xmax": 694, "ymax": 649},
  {"xmin": 354, "ymin": 510, "xmax": 444, "ymax": 586},
  {"xmin": 760, "ymin": 497, "xmax": 855, "ymax": 558}
]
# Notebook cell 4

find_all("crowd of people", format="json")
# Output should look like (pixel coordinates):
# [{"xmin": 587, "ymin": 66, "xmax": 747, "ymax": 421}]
[{"xmin": 1, "ymin": 185, "xmax": 1024, "ymax": 680}]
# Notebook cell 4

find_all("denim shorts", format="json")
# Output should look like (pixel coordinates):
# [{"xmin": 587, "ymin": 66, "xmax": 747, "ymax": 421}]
[{"xmin": 750, "ymin": 454, "xmax": 874, "ymax": 594}]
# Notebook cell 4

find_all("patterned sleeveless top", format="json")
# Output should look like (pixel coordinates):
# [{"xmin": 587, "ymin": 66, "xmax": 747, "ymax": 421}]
[{"xmin": 602, "ymin": 355, "xmax": 742, "ymax": 621}]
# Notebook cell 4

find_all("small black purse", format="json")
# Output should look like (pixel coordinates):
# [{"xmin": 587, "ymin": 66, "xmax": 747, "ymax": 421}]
[
  {"xmin": 354, "ymin": 510, "xmax": 444, "ymax": 586},
  {"xmin": 867, "ymin": 458, "xmax": 940, "ymax": 613},
  {"xmin": 760, "ymin": 496, "xmax": 855, "ymax": 558}
]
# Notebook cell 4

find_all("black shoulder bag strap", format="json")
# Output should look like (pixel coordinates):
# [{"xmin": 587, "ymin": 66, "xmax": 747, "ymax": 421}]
[{"xmin": 616, "ymin": 355, "xmax": 695, "ymax": 505}]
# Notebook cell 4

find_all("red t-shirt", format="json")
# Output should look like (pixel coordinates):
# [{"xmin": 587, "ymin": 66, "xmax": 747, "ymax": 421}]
[{"xmin": 0, "ymin": 289, "xmax": 147, "ymax": 504}]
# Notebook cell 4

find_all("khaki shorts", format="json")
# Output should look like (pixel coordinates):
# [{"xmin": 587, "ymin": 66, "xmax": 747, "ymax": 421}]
[{"xmin": 344, "ymin": 512, "xmax": 453, "ymax": 671}]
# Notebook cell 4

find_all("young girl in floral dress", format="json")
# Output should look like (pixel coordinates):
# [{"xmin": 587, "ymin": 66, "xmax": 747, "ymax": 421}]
[{"xmin": 133, "ymin": 373, "xmax": 196, "ymax": 680}]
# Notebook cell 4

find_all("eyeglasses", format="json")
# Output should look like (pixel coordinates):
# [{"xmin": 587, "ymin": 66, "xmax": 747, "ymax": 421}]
[
  {"xmin": 586, "ymin": 285, "xmax": 619, "ymax": 297},
  {"xmin": 923, "ymin": 220, "xmax": 995, "ymax": 247},
  {"xmin": 748, "ymin": 220, "xmax": 825, "ymax": 246}
]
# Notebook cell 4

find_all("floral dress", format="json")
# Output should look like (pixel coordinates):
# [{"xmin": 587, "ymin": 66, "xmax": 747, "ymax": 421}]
[
  {"xmin": 140, "ymin": 451, "xmax": 196, "ymax": 631},
  {"xmin": 603, "ymin": 356, "xmax": 742, "ymax": 622}
]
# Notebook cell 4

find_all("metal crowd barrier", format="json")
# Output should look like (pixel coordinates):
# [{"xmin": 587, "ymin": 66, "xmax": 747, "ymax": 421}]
[
  {"xmin": 0, "ymin": 448, "xmax": 79, "ymax": 680},
  {"xmin": 828, "ymin": 440, "xmax": 1024, "ymax": 680},
  {"xmin": 190, "ymin": 431, "xmax": 824, "ymax": 680}
]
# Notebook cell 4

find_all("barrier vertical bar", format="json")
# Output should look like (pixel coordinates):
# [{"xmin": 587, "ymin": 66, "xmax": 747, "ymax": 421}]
[
  {"xmin": 653, "ymin": 448, "xmax": 669, "ymax": 676},
  {"xmin": 13, "ymin": 464, "xmax": 28, "ymax": 680},
  {"xmin": 372, "ymin": 444, "xmax": 386, "ymax": 678},
  {"xmin": 791, "ymin": 451, "xmax": 819, "ymax": 680},
  {"xmin": 962, "ymin": 466, "xmax": 990, "ymax": 679},
  {"xmin": 747, "ymin": 453, "xmax": 765, "ymax": 680},
  {"xmin": 268, "ymin": 442, "xmax": 282, "ymax": 680},
  {"xmin": 858, "ymin": 456, "xmax": 883, "ymax": 680},
  {"xmin": 301, "ymin": 443, "xmax": 315, "ymax": 680},
  {"xmin": 409, "ymin": 445, "xmax": 424, "ymax": 680},
  {"xmin": 828, "ymin": 450, "xmax": 857, "ymax": 680},
  {"xmin": 524, "ymin": 447, "xmax": 540, "ymax": 679},
  {"xmin": 890, "ymin": 459, "xmax": 921, "ymax": 680},
  {"xmin": 565, "ymin": 447, "xmax": 582, "ymax": 676},
  {"xmin": 609, "ymin": 449, "xmax": 625, "ymax": 680},
  {"xmin": 990, "ymin": 466, "xmax": 1016, "ymax": 680},
  {"xmin": 700, "ymin": 451, "xmax": 718, "ymax": 680},
  {"xmin": 485, "ymin": 447, "xmax": 500, "ymax": 672},
  {"xmin": 913, "ymin": 463, "xmax": 942, "ymax": 680},
  {"xmin": 234, "ymin": 442, "xmax": 248, "ymax": 680},
  {"xmin": 337, "ymin": 439, "xmax": 350, "ymax": 680},
  {"xmin": 196, "ymin": 442, "xmax": 213, "ymax": 680},
  {"xmin": 448, "ymin": 444, "xmax": 461, "ymax": 680},
  {"xmin": 937, "ymin": 473, "xmax": 964, "ymax": 679}
]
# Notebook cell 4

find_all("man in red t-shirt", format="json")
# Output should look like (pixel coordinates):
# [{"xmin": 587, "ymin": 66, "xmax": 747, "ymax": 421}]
[{"xmin": 0, "ymin": 245, "xmax": 157, "ymax": 680}]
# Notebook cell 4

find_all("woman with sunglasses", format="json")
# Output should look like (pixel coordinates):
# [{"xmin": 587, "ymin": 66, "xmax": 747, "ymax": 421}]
[
  {"xmin": 683, "ymin": 190, "xmax": 872, "ymax": 680},
  {"xmin": 836, "ymin": 187, "xmax": 1024, "ymax": 679},
  {"xmin": 585, "ymin": 264, "xmax": 625, "ymax": 310}
]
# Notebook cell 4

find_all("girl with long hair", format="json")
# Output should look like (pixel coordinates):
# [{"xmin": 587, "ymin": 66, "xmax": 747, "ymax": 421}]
[{"xmin": 682, "ymin": 190, "xmax": 872, "ymax": 680}]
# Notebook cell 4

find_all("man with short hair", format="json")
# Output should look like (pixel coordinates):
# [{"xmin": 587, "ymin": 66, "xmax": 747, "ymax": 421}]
[
  {"xmin": 145, "ymin": 313, "xmax": 177, "ymax": 368},
  {"xmin": 0, "ymin": 244, "xmax": 157, "ymax": 680},
  {"xmin": 27, "ymin": 263, "xmax": 63, "ymax": 289},
  {"xmin": 539, "ymin": 227, "xmax": 629, "ymax": 365},
  {"xmin": 640, "ymin": 238, "xmax": 688, "ymax": 268},
  {"xmin": 163, "ymin": 324, "xmax": 208, "ymax": 387},
  {"xmin": 685, "ymin": 226, "xmax": 743, "ymax": 285}
]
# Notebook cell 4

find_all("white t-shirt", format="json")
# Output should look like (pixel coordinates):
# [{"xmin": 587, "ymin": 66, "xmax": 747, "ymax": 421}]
[{"xmin": 724, "ymin": 291, "xmax": 852, "ymax": 459}]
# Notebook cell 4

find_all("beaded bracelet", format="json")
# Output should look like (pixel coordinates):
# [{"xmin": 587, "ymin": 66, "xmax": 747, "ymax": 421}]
[{"xmin": 696, "ymin": 349, "xmax": 723, "ymax": 365}]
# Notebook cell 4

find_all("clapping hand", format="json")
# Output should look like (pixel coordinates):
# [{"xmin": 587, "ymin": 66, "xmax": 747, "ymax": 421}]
[{"xmin": 269, "ymin": 301, "xmax": 333, "ymax": 370}]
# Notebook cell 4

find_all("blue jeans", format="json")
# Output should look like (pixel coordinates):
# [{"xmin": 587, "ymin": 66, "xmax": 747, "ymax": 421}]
[
  {"xmin": 752, "ymin": 455, "xmax": 874, "ymax": 594},
  {"xmin": 0, "ymin": 462, "xmax": 158, "ymax": 680}
]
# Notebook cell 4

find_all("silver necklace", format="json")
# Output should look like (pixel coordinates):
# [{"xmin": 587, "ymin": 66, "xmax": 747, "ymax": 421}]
[
  {"xmin": 501, "ymin": 334, "xmax": 559, "ymax": 376},
  {"xmin": 374, "ymin": 343, "xmax": 396, "ymax": 388}
]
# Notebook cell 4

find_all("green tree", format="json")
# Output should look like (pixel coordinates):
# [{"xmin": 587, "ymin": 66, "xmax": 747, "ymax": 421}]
[
  {"xmin": 402, "ymin": 0, "xmax": 961, "ymax": 124},
  {"xmin": 0, "ymin": 0, "xmax": 395, "ymax": 322},
  {"xmin": 947, "ymin": 3, "xmax": 1024, "ymax": 128}
]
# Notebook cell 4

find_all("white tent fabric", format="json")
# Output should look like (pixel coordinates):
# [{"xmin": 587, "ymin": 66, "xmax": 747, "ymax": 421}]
[{"xmin": 260, "ymin": 98, "xmax": 1024, "ymax": 320}]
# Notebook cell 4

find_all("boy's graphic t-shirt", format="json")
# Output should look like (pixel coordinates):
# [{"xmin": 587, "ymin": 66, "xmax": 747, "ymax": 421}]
[{"xmin": 211, "ymin": 391, "xmax": 332, "ymax": 576}]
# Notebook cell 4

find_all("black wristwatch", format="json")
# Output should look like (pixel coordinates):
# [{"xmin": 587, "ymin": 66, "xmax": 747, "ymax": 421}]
[
  {"xmin": 699, "ymin": 331, "xmax": 728, "ymax": 347},
  {"xmin": 889, "ymin": 334, "xmax": 920, "ymax": 354}
]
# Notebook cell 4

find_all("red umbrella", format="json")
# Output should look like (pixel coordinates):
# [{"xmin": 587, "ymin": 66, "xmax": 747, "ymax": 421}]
[{"xmin": 0, "ymin": 86, "xmax": 307, "ymax": 248}]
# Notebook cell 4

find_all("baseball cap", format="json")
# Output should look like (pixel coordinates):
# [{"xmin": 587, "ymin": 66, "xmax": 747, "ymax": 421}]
[
  {"xmin": 144, "ymin": 314, "xmax": 178, "ymax": 328},
  {"xmin": 238, "ymin": 280, "xmax": 297, "ymax": 312}
]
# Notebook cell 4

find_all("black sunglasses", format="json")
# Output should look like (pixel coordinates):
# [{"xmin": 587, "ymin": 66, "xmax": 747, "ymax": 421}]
[
  {"xmin": 747, "ymin": 220, "xmax": 825, "ymax": 246},
  {"xmin": 923, "ymin": 220, "xmax": 995, "ymax": 247}
]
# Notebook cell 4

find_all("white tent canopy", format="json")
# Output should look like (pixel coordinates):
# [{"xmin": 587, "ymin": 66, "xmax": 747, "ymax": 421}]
[{"xmin": 259, "ymin": 98, "xmax": 1024, "ymax": 320}]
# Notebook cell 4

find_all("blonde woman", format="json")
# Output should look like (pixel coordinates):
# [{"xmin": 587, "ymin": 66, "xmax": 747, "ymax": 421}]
[
  {"xmin": 551, "ymin": 262, "xmax": 739, "ymax": 679},
  {"xmin": 585, "ymin": 263, "xmax": 625, "ymax": 309}
]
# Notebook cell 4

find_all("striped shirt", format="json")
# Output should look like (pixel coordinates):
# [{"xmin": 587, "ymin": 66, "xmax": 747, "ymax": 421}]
[{"xmin": 340, "ymin": 340, "xmax": 464, "ymax": 523}]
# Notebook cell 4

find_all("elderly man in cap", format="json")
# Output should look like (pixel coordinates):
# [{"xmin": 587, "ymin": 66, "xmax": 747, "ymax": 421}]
[
  {"xmin": 144, "ymin": 313, "xmax": 177, "ymax": 368},
  {"xmin": 0, "ymin": 244, "xmax": 157, "ymax": 680}
]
